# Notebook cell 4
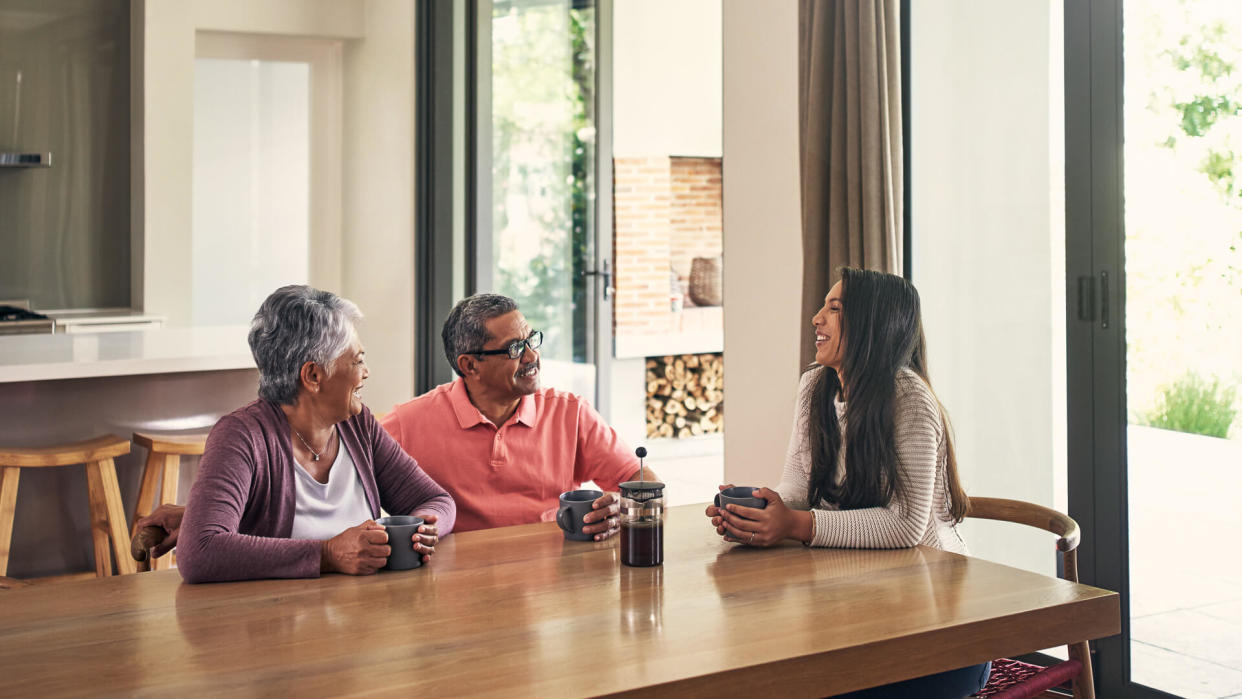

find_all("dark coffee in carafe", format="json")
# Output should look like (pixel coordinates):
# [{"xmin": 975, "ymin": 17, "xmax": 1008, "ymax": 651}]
[
  {"xmin": 619, "ymin": 479, "xmax": 665, "ymax": 567},
  {"xmin": 621, "ymin": 520, "xmax": 663, "ymax": 566}
]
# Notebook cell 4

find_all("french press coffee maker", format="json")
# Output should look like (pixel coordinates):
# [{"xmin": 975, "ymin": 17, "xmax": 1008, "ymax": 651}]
[{"xmin": 619, "ymin": 447, "xmax": 664, "ymax": 567}]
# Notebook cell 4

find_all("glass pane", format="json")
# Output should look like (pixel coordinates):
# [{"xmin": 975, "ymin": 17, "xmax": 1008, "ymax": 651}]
[
  {"xmin": 489, "ymin": 0, "xmax": 596, "ymax": 398},
  {"xmin": 192, "ymin": 58, "xmax": 310, "ymax": 325},
  {"xmin": 1125, "ymin": 2, "xmax": 1242, "ymax": 695}
]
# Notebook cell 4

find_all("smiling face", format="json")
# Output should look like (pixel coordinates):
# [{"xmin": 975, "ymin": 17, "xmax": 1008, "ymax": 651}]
[
  {"xmin": 811, "ymin": 280, "xmax": 845, "ymax": 371},
  {"xmin": 319, "ymin": 331, "xmax": 368, "ymax": 421},
  {"xmin": 471, "ymin": 310, "xmax": 540, "ymax": 399}
]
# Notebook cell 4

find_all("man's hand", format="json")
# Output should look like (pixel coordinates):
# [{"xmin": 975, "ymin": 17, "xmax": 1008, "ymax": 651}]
[
  {"xmin": 321, "ymin": 521, "xmax": 390, "ymax": 575},
  {"xmin": 704, "ymin": 483, "xmax": 735, "ymax": 536},
  {"xmin": 134, "ymin": 503, "xmax": 186, "ymax": 557},
  {"xmin": 581, "ymin": 492, "xmax": 621, "ymax": 541}
]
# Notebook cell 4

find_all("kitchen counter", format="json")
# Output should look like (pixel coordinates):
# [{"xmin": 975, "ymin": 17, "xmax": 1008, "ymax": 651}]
[{"xmin": 0, "ymin": 325, "xmax": 254, "ymax": 383}]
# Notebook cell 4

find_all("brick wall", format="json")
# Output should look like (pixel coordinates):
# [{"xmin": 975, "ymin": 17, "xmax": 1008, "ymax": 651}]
[
  {"xmin": 669, "ymin": 157, "xmax": 724, "ymax": 280},
  {"xmin": 613, "ymin": 156, "xmax": 723, "ymax": 337}
]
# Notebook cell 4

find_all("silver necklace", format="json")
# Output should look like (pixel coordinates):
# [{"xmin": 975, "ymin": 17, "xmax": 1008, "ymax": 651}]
[{"xmin": 292, "ymin": 425, "xmax": 334, "ymax": 461}]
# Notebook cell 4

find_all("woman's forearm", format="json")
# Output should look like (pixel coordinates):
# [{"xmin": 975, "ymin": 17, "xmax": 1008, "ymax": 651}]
[{"xmin": 790, "ymin": 509, "xmax": 815, "ymax": 544}]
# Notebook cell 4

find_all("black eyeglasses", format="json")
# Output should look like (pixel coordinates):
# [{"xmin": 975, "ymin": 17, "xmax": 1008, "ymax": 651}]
[{"xmin": 472, "ymin": 330, "xmax": 543, "ymax": 360}]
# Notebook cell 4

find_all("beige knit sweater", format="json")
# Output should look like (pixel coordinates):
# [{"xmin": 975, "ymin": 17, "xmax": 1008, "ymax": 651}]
[{"xmin": 775, "ymin": 366, "xmax": 968, "ymax": 554}]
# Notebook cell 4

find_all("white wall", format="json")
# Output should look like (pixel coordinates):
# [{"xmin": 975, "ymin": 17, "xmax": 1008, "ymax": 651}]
[
  {"xmin": 341, "ymin": 0, "xmax": 416, "ymax": 413},
  {"xmin": 910, "ymin": 1, "xmax": 1066, "ymax": 576},
  {"xmin": 133, "ymin": 0, "xmax": 195, "ymax": 322},
  {"xmin": 721, "ymin": 1, "xmax": 803, "ymax": 487},
  {"xmin": 613, "ymin": 0, "xmax": 722, "ymax": 157},
  {"xmin": 193, "ymin": 0, "xmax": 364, "ymax": 39},
  {"xmin": 133, "ymin": 0, "xmax": 415, "ymax": 411}
]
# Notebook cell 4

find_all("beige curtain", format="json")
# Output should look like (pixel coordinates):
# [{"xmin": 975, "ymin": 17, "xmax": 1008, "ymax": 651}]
[{"xmin": 799, "ymin": 0, "xmax": 903, "ymax": 368}]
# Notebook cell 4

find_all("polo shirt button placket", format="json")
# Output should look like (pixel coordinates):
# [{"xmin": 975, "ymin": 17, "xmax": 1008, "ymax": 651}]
[{"xmin": 491, "ymin": 429, "xmax": 504, "ymax": 466}]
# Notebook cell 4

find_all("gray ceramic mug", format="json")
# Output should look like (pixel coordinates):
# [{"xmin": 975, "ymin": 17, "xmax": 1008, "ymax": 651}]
[
  {"xmin": 377, "ymin": 515, "xmax": 424, "ymax": 570},
  {"xmin": 557, "ymin": 489, "xmax": 604, "ymax": 541},
  {"xmin": 714, "ymin": 486, "xmax": 768, "ymax": 511}
]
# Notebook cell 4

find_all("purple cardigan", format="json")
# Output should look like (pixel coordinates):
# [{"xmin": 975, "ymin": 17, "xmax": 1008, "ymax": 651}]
[{"xmin": 177, "ymin": 400, "xmax": 456, "ymax": 583}]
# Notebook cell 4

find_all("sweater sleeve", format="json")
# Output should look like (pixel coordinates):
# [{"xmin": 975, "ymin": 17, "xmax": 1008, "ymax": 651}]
[
  {"xmin": 807, "ymin": 374, "xmax": 943, "ymax": 549},
  {"xmin": 774, "ymin": 369, "xmax": 818, "ymax": 510},
  {"xmin": 368, "ymin": 412, "xmax": 457, "ymax": 536},
  {"xmin": 177, "ymin": 416, "xmax": 323, "ymax": 583}
]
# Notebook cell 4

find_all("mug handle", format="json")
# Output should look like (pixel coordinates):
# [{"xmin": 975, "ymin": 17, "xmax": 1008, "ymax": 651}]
[
  {"xmin": 713, "ymin": 493, "xmax": 722, "ymax": 508},
  {"xmin": 556, "ymin": 504, "xmax": 574, "ymax": 533}
]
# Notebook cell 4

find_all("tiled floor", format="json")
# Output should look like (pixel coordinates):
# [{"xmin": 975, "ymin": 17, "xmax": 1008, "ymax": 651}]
[{"xmin": 1129, "ymin": 426, "xmax": 1242, "ymax": 698}]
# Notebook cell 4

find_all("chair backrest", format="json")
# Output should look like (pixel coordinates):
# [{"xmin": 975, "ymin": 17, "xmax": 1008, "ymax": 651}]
[
  {"xmin": 966, "ymin": 497, "xmax": 1081, "ymax": 583},
  {"xmin": 967, "ymin": 497, "xmax": 1095, "ymax": 699}
]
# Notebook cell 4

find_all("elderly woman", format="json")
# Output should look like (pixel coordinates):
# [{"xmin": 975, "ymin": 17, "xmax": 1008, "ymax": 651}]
[{"xmin": 174, "ymin": 285, "xmax": 455, "ymax": 583}]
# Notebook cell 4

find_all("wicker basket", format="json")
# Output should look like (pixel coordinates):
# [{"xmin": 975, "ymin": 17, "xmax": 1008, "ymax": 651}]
[{"xmin": 688, "ymin": 256, "xmax": 723, "ymax": 306}]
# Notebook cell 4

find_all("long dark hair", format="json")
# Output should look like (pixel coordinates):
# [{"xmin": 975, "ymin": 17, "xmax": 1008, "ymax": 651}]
[{"xmin": 806, "ymin": 268, "xmax": 970, "ymax": 523}]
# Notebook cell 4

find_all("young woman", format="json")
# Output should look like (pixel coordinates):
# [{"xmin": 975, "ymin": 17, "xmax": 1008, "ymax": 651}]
[{"xmin": 704, "ymin": 267, "xmax": 987, "ymax": 698}]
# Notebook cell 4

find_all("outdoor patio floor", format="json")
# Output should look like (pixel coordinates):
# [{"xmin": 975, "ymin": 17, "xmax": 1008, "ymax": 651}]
[{"xmin": 1130, "ymin": 425, "xmax": 1242, "ymax": 698}]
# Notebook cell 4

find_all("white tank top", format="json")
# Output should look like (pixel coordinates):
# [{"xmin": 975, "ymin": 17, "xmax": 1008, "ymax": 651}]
[{"xmin": 290, "ymin": 441, "xmax": 374, "ymax": 540}]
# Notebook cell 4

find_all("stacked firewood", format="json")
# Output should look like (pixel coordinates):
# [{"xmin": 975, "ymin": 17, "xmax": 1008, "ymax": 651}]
[{"xmin": 645, "ymin": 353, "xmax": 724, "ymax": 439}]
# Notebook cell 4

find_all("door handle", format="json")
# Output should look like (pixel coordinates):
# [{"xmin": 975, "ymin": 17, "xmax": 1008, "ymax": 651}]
[
  {"xmin": 1076, "ymin": 272, "xmax": 1110, "ymax": 329},
  {"xmin": 583, "ymin": 259, "xmax": 614, "ymax": 300}
]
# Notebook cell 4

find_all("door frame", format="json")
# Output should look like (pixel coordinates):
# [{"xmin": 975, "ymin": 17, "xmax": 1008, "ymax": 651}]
[
  {"xmin": 418, "ymin": 0, "xmax": 613, "ymax": 410},
  {"xmin": 1064, "ymin": 2, "xmax": 1180, "ymax": 696}
]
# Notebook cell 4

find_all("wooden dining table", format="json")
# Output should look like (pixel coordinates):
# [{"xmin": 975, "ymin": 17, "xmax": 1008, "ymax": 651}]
[{"xmin": 0, "ymin": 504, "xmax": 1119, "ymax": 697}]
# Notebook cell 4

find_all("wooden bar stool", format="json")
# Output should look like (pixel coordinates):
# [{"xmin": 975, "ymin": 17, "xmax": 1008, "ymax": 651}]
[
  {"xmin": 131, "ymin": 432, "xmax": 207, "ymax": 571},
  {"xmin": 0, "ymin": 436, "xmax": 135, "ymax": 578}
]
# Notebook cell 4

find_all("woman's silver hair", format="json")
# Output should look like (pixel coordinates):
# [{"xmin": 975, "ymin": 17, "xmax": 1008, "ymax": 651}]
[
  {"xmin": 442, "ymin": 293, "xmax": 519, "ymax": 377},
  {"xmin": 249, "ymin": 285, "xmax": 363, "ymax": 405}
]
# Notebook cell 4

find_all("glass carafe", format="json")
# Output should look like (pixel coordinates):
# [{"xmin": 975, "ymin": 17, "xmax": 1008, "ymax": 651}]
[{"xmin": 619, "ymin": 480, "xmax": 665, "ymax": 567}]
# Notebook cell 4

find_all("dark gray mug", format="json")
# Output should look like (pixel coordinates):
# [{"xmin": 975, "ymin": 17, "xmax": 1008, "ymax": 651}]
[
  {"xmin": 714, "ymin": 486, "xmax": 767, "ymax": 511},
  {"xmin": 377, "ymin": 515, "xmax": 424, "ymax": 570},
  {"xmin": 557, "ymin": 489, "xmax": 603, "ymax": 541}
]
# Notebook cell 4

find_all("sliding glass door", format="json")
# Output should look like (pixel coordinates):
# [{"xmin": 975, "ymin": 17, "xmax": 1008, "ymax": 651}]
[
  {"xmin": 1067, "ymin": 1, "xmax": 1242, "ymax": 696},
  {"xmin": 476, "ymin": 0, "xmax": 612, "ymax": 405}
]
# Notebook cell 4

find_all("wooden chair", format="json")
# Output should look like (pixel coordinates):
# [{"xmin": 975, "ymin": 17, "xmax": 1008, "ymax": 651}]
[
  {"xmin": 0, "ymin": 436, "xmax": 136, "ymax": 578},
  {"xmin": 969, "ymin": 497, "xmax": 1094, "ymax": 699},
  {"xmin": 130, "ymin": 432, "xmax": 206, "ymax": 571}
]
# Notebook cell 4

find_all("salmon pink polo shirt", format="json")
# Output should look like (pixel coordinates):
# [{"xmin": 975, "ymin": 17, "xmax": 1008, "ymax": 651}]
[{"xmin": 379, "ymin": 378, "xmax": 640, "ymax": 533}]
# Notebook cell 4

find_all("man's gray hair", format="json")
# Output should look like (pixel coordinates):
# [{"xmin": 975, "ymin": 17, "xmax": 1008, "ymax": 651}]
[
  {"xmin": 442, "ymin": 293, "xmax": 519, "ymax": 377},
  {"xmin": 249, "ymin": 285, "xmax": 363, "ymax": 405}
]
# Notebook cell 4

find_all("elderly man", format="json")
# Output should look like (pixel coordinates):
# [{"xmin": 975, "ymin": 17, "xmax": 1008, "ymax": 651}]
[{"xmin": 379, "ymin": 294, "xmax": 656, "ymax": 538}]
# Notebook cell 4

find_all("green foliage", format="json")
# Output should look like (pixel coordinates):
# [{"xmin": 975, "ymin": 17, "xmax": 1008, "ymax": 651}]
[
  {"xmin": 1173, "ymin": 95, "xmax": 1239, "ymax": 138},
  {"xmin": 1158, "ymin": 16, "xmax": 1242, "ymax": 199},
  {"xmin": 490, "ymin": 4, "xmax": 595, "ymax": 363},
  {"xmin": 1139, "ymin": 373, "xmax": 1237, "ymax": 438}
]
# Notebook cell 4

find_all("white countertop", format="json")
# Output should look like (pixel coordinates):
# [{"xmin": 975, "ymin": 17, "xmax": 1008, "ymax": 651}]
[{"xmin": 0, "ymin": 325, "xmax": 256, "ymax": 383}]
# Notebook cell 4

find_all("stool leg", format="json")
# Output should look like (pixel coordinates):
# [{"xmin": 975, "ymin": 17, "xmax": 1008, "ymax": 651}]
[
  {"xmin": 85, "ymin": 462, "xmax": 114, "ymax": 577},
  {"xmin": 86, "ymin": 459, "xmax": 137, "ymax": 576},
  {"xmin": 154, "ymin": 454, "xmax": 180, "ymax": 572},
  {"xmin": 0, "ymin": 467, "xmax": 20, "ymax": 577},
  {"xmin": 98, "ymin": 458, "xmax": 136, "ymax": 576},
  {"xmin": 131, "ymin": 449, "xmax": 164, "ymax": 537}
]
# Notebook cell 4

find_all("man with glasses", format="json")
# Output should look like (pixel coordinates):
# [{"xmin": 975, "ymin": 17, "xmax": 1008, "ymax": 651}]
[{"xmin": 379, "ymin": 294, "xmax": 656, "ymax": 537}]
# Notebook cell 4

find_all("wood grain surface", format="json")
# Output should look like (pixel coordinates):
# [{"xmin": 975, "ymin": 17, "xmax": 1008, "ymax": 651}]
[{"xmin": 0, "ymin": 505, "xmax": 1119, "ymax": 697}]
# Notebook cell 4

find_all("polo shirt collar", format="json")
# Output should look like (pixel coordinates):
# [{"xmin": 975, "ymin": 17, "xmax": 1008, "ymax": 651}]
[
  {"xmin": 512, "ymin": 393, "xmax": 536, "ymax": 427},
  {"xmin": 449, "ymin": 377, "xmax": 538, "ymax": 429}
]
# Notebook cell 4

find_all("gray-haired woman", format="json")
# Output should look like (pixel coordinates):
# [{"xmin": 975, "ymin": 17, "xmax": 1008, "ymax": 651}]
[{"xmin": 174, "ymin": 285, "xmax": 456, "ymax": 583}]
